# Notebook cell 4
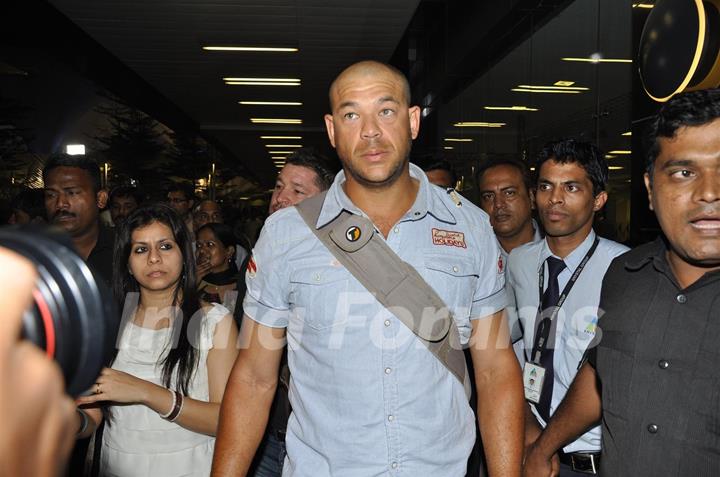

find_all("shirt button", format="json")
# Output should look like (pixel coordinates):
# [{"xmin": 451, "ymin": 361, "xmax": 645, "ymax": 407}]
[
  {"xmin": 414, "ymin": 211, "xmax": 421, "ymax": 216},
  {"xmin": 647, "ymin": 423, "xmax": 659, "ymax": 434},
  {"xmin": 388, "ymin": 415, "xmax": 394, "ymax": 422},
  {"xmin": 658, "ymin": 359, "xmax": 669, "ymax": 369},
  {"xmin": 385, "ymin": 367, "xmax": 392, "ymax": 374},
  {"xmin": 391, "ymin": 462, "xmax": 398, "ymax": 469},
  {"xmin": 384, "ymin": 319, "xmax": 391, "ymax": 327},
  {"xmin": 676, "ymin": 294, "xmax": 687, "ymax": 304},
  {"xmin": 314, "ymin": 274, "xmax": 321, "ymax": 282},
  {"xmin": 393, "ymin": 227, "xmax": 399, "ymax": 234},
  {"xmin": 452, "ymin": 266, "xmax": 459, "ymax": 273}
]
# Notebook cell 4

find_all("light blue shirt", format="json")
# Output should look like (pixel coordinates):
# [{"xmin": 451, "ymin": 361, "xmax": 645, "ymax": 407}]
[
  {"xmin": 244, "ymin": 163, "xmax": 507, "ymax": 477},
  {"xmin": 506, "ymin": 230, "xmax": 629, "ymax": 453}
]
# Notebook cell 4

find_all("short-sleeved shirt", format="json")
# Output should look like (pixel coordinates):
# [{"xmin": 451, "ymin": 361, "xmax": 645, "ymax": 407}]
[
  {"xmin": 591, "ymin": 237, "xmax": 720, "ymax": 476},
  {"xmin": 506, "ymin": 230, "xmax": 628, "ymax": 453},
  {"xmin": 243, "ymin": 163, "xmax": 507, "ymax": 477}
]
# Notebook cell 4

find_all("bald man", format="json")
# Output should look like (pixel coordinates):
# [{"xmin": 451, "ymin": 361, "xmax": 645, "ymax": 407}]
[{"xmin": 212, "ymin": 61, "xmax": 524, "ymax": 477}]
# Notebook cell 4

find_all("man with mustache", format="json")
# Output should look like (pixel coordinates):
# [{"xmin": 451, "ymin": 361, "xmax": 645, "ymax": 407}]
[
  {"xmin": 506, "ymin": 140, "xmax": 628, "ymax": 476},
  {"xmin": 522, "ymin": 89, "xmax": 720, "ymax": 476},
  {"xmin": 477, "ymin": 157, "xmax": 543, "ymax": 273},
  {"xmin": 212, "ymin": 60, "xmax": 524, "ymax": 476},
  {"xmin": 43, "ymin": 153, "xmax": 114, "ymax": 285}
]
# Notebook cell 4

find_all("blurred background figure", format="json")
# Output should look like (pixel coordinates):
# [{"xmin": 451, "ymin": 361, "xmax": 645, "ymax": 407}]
[
  {"xmin": 166, "ymin": 184, "xmax": 196, "ymax": 237},
  {"xmin": 108, "ymin": 185, "xmax": 143, "ymax": 227},
  {"xmin": 196, "ymin": 222, "xmax": 241, "ymax": 314},
  {"xmin": 193, "ymin": 199, "xmax": 224, "ymax": 233},
  {"xmin": 8, "ymin": 188, "xmax": 46, "ymax": 225},
  {"xmin": 421, "ymin": 157, "xmax": 457, "ymax": 189}
]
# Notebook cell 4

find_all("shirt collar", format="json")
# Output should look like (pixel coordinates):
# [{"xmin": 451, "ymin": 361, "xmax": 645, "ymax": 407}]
[
  {"xmin": 625, "ymin": 236, "xmax": 666, "ymax": 272},
  {"xmin": 532, "ymin": 219, "xmax": 543, "ymax": 243},
  {"xmin": 315, "ymin": 162, "xmax": 456, "ymax": 228},
  {"xmin": 537, "ymin": 229, "xmax": 597, "ymax": 273}
]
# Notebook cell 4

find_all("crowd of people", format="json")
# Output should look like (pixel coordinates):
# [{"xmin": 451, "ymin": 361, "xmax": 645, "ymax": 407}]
[{"xmin": 0, "ymin": 60, "xmax": 718, "ymax": 477}]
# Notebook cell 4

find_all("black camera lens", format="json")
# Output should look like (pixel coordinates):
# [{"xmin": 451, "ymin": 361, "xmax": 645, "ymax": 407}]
[{"xmin": 0, "ymin": 226, "xmax": 118, "ymax": 397}]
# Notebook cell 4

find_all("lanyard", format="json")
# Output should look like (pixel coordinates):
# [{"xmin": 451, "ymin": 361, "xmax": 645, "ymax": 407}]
[{"xmin": 531, "ymin": 237, "xmax": 599, "ymax": 364}]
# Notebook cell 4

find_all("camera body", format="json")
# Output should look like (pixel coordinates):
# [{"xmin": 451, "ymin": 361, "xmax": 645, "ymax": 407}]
[{"xmin": 0, "ymin": 226, "xmax": 118, "ymax": 396}]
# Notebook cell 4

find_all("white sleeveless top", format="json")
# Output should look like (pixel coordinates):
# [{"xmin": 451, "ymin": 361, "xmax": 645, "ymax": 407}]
[{"xmin": 100, "ymin": 304, "xmax": 227, "ymax": 477}]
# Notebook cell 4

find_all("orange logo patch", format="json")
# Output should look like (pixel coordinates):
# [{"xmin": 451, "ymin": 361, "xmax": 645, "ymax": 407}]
[
  {"xmin": 247, "ymin": 256, "xmax": 257, "ymax": 278},
  {"xmin": 431, "ymin": 228, "xmax": 467, "ymax": 248}
]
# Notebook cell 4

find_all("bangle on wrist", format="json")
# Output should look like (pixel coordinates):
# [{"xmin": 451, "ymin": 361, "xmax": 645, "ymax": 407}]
[
  {"xmin": 76, "ymin": 408, "xmax": 89, "ymax": 436},
  {"xmin": 158, "ymin": 388, "xmax": 176, "ymax": 419},
  {"xmin": 166, "ymin": 391, "xmax": 184, "ymax": 422}
]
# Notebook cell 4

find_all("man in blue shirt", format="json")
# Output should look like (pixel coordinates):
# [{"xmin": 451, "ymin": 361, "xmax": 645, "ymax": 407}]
[
  {"xmin": 212, "ymin": 60, "xmax": 524, "ymax": 477},
  {"xmin": 507, "ymin": 140, "xmax": 628, "ymax": 476}
]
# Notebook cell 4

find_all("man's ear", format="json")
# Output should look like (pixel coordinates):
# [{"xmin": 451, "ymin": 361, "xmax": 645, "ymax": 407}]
[
  {"xmin": 643, "ymin": 173, "xmax": 654, "ymax": 211},
  {"xmin": 97, "ymin": 189, "xmax": 108, "ymax": 210},
  {"xmin": 593, "ymin": 191, "xmax": 608, "ymax": 212},
  {"xmin": 408, "ymin": 106, "xmax": 421, "ymax": 140},
  {"xmin": 324, "ymin": 114, "xmax": 336, "ymax": 148}
]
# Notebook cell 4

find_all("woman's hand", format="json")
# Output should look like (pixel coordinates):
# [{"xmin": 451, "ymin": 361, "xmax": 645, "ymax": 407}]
[{"xmin": 76, "ymin": 368, "xmax": 153, "ymax": 406}]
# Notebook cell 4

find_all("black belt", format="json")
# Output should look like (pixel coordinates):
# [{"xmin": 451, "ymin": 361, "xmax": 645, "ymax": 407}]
[{"xmin": 558, "ymin": 451, "xmax": 600, "ymax": 474}]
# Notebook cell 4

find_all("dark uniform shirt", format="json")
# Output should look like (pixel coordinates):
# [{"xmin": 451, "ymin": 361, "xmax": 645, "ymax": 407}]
[
  {"xmin": 591, "ymin": 237, "xmax": 720, "ymax": 476},
  {"xmin": 86, "ymin": 225, "xmax": 115, "ymax": 287}
]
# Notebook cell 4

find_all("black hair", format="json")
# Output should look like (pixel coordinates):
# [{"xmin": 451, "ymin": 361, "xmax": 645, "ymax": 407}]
[
  {"xmin": 113, "ymin": 203, "xmax": 200, "ymax": 394},
  {"xmin": 475, "ymin": 157, "xmax": 533, "ymax": 193},
  {"xmin": 197, "ymin": 222, "xmax": 238, "ymax": 274},
  {"xmin": 166, "ymin": 183, "xmax": 195, "ymax": 202},
  {"xmin": 421, "ymin": 157, "xmax": 458, "ymax": 186},
  {"xmin": 535, "ymin": 139, "xmax": 608, "ymax": 196},
  {"xmin": 108, "ymin": 186, "xmax": 144, "ymax": 207},
  {"xmin": 42, "ymin": 153, "xmax": 102, "ymax": 193},
  {"xmin": 10, "ymin": 188, "xmax": 46, "ymax": 220},
  {"xmin": 646, "ymin": 88, "xmax": 720, "ymax": 178},
  {"xmin": 285, "ymin": 147, "xmax": 336, "ymax": 191}
]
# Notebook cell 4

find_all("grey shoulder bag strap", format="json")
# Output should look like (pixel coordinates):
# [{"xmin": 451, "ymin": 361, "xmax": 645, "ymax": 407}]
[{"xmin": 296, "ymin": 192, "xmax": 471, "ymax": 399}]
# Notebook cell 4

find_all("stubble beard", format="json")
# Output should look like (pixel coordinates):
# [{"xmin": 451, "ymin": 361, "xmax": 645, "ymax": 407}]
[{"xmin": 342, "ymin": 138, "xmax": 412, "ymax": 190}]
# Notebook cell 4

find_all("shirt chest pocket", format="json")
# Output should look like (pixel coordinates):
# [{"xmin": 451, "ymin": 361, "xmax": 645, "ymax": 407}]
[
  {"xmin": 423, "ymin": 254, "xmax": 478, "ymax": 320},
  {"xmin": 289, "ymin": 265, "xmax": 350, "ymax": 330}
]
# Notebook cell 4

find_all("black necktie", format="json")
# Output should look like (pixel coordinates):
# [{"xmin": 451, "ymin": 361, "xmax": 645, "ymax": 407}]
[{"xmin": 533, "ymin": 256, "xmax": 566, "ymax": 422}]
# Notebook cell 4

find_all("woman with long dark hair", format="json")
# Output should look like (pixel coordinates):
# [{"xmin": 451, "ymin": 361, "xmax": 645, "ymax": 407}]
[{"xmin": 77, "ymin": 203, "xmax": 238, "ymax": 476}]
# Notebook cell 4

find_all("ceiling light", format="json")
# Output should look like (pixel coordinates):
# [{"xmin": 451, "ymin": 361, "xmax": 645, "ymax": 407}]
[
  {"xmin": 517, "ymin": 84, "xmax": 589, "ymax": 90},
  {"xmin": 226, "ymin": 82, "xmax": 301, "ymax": 86},
  {"xmin": 204, "ymin": 46, "xmax": 298, "ymax": 52},
  {"xmin": 622, "ymin": 131, "xmax": 632, "ymax": 136},
  {"xmin": 484, "ymin": 106, "xmax": 539, "ymax": 111},
  {"xmin": 453, "ymin": 122, "xmax": 506, "ymax": 127},
  {"xmin": 265, "ymin": 144, "xmax": 302, "ymax": 148},
  {"xmin": 271, "ymin": 156, "xmax": 288, "ymax": 159},
  {"xmin": 554, "ymin": 81, "xmax": 576, "ymax": 86},
  {"xmin": 529, "ymin": 167, "xmax": 536, "ymax": 171},
  {"xmin": 444, "ymin": 138, "xmax": 473, "ymax": 142},
  {"xmin": 561, "ymin": 57, "xmax": 632, "ymax": 64},
  {"xmin": 512, "ymin": 88, "xmax": 580, "ymax": 94},
  {"xmin": 261, "ymin": 136, "xmax": 302, "ymax": 139},
  {"xmin": 224, "ymin": 77, "xmax": 300, "ymax": 82},
  {"xmin": 66, "ymin": 144, "xmax": 86, "ymax": 156},
  {"xmin": 609, "ymin": 166, "xmax": 625, "ymax": 170},
  {"xmin": 250, "ymin": 118, "xmax": 302, "ymax": 124},
  {"xmin": 632, "ymin": 3, "xmax": 653, "ymax": 8},
  {"xmin": 266, "ymin": 150, "xmax": 295, "ymax": 154},
  {"xmin": 239, "ymin": 101, "xmax": 302, "ymax": 106},
  {"xmin": 444, "ymin": 146, "xmax": 454, "ymax": 150},
  {"xmin": 605, "ymin": 155, "xmax": 616, "ymax": 159},
  {"xmin": 608, "ymin": 150, "xmax": 632, "ymax": 154}
]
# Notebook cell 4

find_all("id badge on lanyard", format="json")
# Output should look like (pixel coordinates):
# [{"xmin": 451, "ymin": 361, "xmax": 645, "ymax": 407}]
[
  {"xmin": 522, "ymin": 238, "xmax": 599, "ymax": 404},
  {"xmin": 523, "ymin": 362, "xmax": 546, "ymax": 403}
]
